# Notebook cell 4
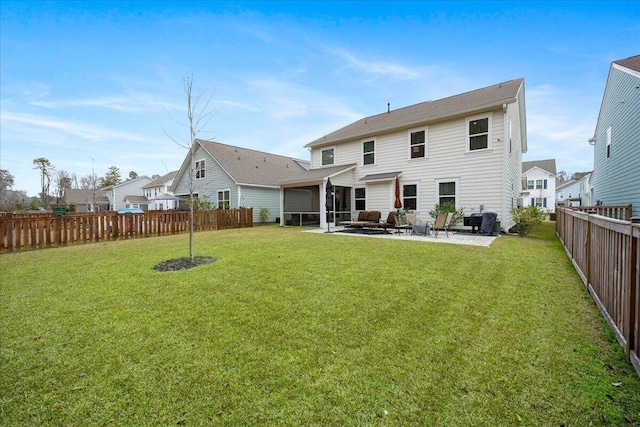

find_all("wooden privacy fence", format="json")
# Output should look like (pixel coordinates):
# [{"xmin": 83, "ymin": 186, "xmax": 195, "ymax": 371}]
[
  {"xmin": 0, "ymin": 208, "xmax": 253, "ymax": 253},
  {"xmin": 556, "ymin": 207, "xmax": 639, "ymax": 376}
]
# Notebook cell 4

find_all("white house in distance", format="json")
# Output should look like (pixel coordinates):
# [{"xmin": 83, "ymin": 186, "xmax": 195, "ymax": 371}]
[
  {"xmin": 521, "ymin": 159, "xmax": 556, "ymax": 212},
  {"xmin": 104, "ymin": 175, "xmax": 153, "ymax": 211},
  {"xmin": 142, "ymin": 171, "xmax": 179, "ymax": 211},
  {"xmin": 171, "ymin": 139, "xmax": 310, "ymax": 223},
  {"xmin": 590, "ymin": 54, "xmax": 640, "ymax": 217},
  {"xmin": 278, "ymin": 78, "xmax": 527, "ymax": 231}
]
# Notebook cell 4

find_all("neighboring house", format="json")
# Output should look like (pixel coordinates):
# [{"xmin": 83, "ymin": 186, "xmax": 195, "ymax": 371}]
[
  {"xmin": 170, "ymin": 139, "xmax": 310, "ymax": 223},
  {"xmin": 104, "ymin": 176, "xmax": 153, "ymax": 211},
  {"xmin": 63, "ymin": 188, "xmax": 110, "ymax": 212},
  {"xmin": 278, "ymin": 78, "xmax": 527, "ymax": 231},
  {"xmin": 590, "ymin": 54, "xmax": 640, "ymax": 217},
  {"xmin": 521, "ymin": 159, "xmax": 556, "ymax": 212},
  {"xmin": 578, "ymin": 173, "xmax": 593, "ymax": 207},
  {"xmin": 556, "ymin": 180, "xmax": 580, "ymax": 207},
  {"xmin": 142, "ymin": 171, "xmax": 179, "ymax": 211}
]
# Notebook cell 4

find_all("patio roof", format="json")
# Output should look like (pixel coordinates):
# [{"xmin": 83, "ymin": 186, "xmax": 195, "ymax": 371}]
[{"xmin": 278, "ymin": 163, "xmax": 357, "ymax": 186}]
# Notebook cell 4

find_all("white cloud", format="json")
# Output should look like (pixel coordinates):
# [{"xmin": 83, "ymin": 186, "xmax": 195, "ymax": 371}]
[{"xmin": 325, "ymin": 46, "xmax": 420, "ymax": 81}]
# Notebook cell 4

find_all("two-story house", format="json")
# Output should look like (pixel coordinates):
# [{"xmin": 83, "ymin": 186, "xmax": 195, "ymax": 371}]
[
  {"xmin": 142, "ymin": 171, "xmax": 179, "ymax": 211},
  {"xmin": 556, "ymin": 180, "xmax": 580, "ymax": 207},
  {"xmin": 278, "ymin": 78, "xmax": 527, "ymax": 231},
  {"xmin": 590, "ymin": 54, "xmax": 640, "ymax": 217},
  {"xmin": 104, "ymin": 175, "xmax": 153, "ymax": 211},
  {"xmin": 171, "ymin": 139, "xmax": 310, "ymax": 223},
  {"xmin": 522, "ymin": 159, "xmax": 556, "ymax": 212}
]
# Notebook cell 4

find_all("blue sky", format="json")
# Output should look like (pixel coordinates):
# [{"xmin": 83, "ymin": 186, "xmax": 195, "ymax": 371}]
[{"xmin": 1, "ymin": 1, "xmax": 638, "ymax": 197}]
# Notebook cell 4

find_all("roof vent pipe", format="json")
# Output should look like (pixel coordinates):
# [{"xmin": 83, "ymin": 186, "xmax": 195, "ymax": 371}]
[{"xmin": 387, "ymin": 103, "xmax": 390, "ymax": 113}]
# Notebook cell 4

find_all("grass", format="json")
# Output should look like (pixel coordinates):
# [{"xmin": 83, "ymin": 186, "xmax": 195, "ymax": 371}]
[{"xmin": 1, "ymin": 222, "xmax": 639, "ymax": 426}]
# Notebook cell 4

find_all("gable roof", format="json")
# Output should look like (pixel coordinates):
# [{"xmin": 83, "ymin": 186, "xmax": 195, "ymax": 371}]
[
  {"xmin": 522, "ymin": 159, "xmax": 557, "ymax": 175},
  {"xmin": 123, "ymin": 195, "xmax": 149, "ymax": 203},
  {"xmin": 613, "ymin": 54, "xmax": 640, "ymax": 73},
  {"xmin": 556, "ymin": 180, "xmax": 578, "ymax": 191},
  {"xmin": 192, "ymin": 139, "xmax": 310, "ymax": 187},
  {"xmin": 278, "ymin": 163, "xmax": 357, "ymax": 185},
  {"xmin": 63, "ymin": 188, "xmax": 109, "ymax": 205},
  {"xmin": 142, "ymin": 171, "xmax": 178, "ymax": 189},
  {"xmin": 306, "ymin": 78, "xmax": 525, "ymax": 148}
]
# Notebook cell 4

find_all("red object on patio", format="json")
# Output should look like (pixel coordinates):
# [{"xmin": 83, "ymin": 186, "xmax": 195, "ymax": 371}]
[{"xmin": 394, "ymin": 176, "xmax": 402, "ymax": 209}]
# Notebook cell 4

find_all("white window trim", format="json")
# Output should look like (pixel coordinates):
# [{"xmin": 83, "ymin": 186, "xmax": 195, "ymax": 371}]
[
  {"xmin": 361, "ymin": 137, "xmax": 377, "ymax": 166},
  {"xmin": 195, "ymin": 158, "xmax": 206, "ymax": 180},
  {"xmin": 435, "ymin": 178, "xmax": 460, "ymax": 209},
  {"xmin": 400, "ymin": 181, "xmax": 420, "ymax": 211},
  {"xmin": 321, "ymin": 146, "xmax": 336, "ymax": 167},
  {"xmin": 606, "ymin": 125, "xmax": 612, "ymax": 159},
  {"xmin": 217, "ymin": 188, "xmax": 231, "ymax": 208},
  {"xmin": 354, "ymin": 186, "xmax": 367, "ymax": 211},
  {"xmin": 407, "ymin": 127, "xmax": 428, "ymax": 160},
  {"xmin": 465, "ymin": 113, "xmax": 493, "ymax": 152}
]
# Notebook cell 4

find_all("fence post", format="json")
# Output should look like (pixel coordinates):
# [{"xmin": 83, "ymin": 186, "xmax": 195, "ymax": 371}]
[
  {"xmin": 586, "ymin": 214, "xmax": 592, "ymax": 288},
  {"xmin": 628, "ymin": 218, "xmax": 639, "ymax": 363}
]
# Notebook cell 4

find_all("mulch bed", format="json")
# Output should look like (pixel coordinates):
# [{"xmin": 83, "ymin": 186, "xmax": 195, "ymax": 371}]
[{"xmin": 153, "ymin": 256, "xmax": 217, "ymax": 272}]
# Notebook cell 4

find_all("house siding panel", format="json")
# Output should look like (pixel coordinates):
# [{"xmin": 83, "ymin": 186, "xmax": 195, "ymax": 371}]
[
  {"xmin": 592, "ymin": 64, "xmax": 640, "ymax": 216},
  {"xmin": 240, "ymin": 186, "xmax": 280, "ymax": 222}
]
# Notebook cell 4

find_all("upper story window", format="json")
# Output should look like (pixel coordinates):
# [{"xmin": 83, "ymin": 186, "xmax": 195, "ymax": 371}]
[
  {"xmin": 535, "ymin": 180, "xmax": 543, "ymax": 189},
  {"xmin": 466, "ymin": 114, "xmax": 492, "ymax": 151},
  {"xmin": 362, "ymin": 139, "xmax": 375, "ymax": 165},
  {"xmin": 527, "ymin": 180, "xmax": 534, "ymax": 190},
  {"xmin": 606, "ymin": 126, "xmax": 612, "ymax": 158},
  {"xmin": 195, "ymin": 160, "xmax": 205, "ymax": 179},
  {"xmin": 409, "ymin": 128, "xmax": 427, "ymax": 159},
  {"xmin": 321, "ymin": 147, "xmax": 335, "ymax": 166}
]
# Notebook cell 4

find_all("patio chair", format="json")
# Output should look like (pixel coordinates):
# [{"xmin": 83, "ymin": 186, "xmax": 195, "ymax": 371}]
[
  {"xmin": 429, "ymin": 212, "xmax": 453, "ymax": 238},
  {"xmin": 399, "ymin": 213, "xmax": 416, "ymax": 234}
]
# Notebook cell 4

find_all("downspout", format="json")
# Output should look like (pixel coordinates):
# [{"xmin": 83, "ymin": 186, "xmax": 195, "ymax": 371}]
[
  {"xmin": 279, "ymin": 187, "xmax": 285, "ymax": 227},
  {"xmin": 502, "ymin": 104, "xmax": 509, "ymax": 232}
]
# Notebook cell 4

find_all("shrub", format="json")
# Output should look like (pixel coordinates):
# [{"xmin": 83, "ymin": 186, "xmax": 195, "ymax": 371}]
[
  {"xmin": 509, "ymin": 205, "xmax": 546, "ymax": 237},
  {"xmin": 428, "ymin": 201, "xmax": 464, "ymax": 226},
  {"xmin": 259, "ymin": 207, "xmax": 270, "ymax": 223}
]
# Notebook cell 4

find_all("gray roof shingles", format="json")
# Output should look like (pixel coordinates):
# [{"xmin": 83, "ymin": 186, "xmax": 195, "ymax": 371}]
[
  {"xmin": 522, "ymin": 159, "xmax": 557, "ymax": 175},
  {"xmin": 142, "ymin": 171, "xmax": 178, "ymax": 189},
  {"xmin": 197, "ymin": 140, "xmax": 310, "ymax": 186},
  {"xmin": 306, "ymin": 78, "xmax": 524, "ymax": 147},
  {"xmin": 614, "ymin": 55, "xmax": 640, "ymax": 72}
]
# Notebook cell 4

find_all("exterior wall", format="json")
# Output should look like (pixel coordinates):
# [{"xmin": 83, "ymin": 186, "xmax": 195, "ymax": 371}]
[
  {"xmin": 523, "ymin": 167, "xmax": 556, "ymax": 212},
  {"xmin": 556, "ymin": 181, "xmax": 581, "ymax": 206},
  {"xmin": 144, "ymin": 180, "xmax": 177, "ymax": 210},
  {"xmin": 240, "ymin": 185, "xmax": 281, "ymax": 223},
  {"xmin": 173, "ymin": 145, "xmax": 237, "ymax": 207},
  {"xmin": 310, "ymin": 105, "xmax": 521, "ymax": 229},
  {"xmin": 110, "ymin": 177, "xmax": 152, "ymax": 211},
  {"xmin": 592, "ymin": 64, "xmax": 640, "ymax": 217}
]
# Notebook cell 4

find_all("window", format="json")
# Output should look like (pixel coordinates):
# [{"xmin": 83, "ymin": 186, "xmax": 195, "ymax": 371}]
[
  {"xmin": 363, "ymin": 139, "xmax": 375, "ymax": 165},
  {"xmin": 467, "ymin": 115, "xmax": 491, "ymax": 151},
  {"xmin": 217, "ymin": 189, "xmax": 230, "ymax": 209},
  {"xmin": 437, "ymin": 180, "xmax": 458, "ymax": 205},
  {"xmin": 354, "ymin": 188, "xmax": 366, "ymax": 211},
  {"xmin": 409, "ymin": 128, "xmax": 426, "ymax": 159},
  {"xmin": 606, "ymin": 126, "xmax": 612, "ymax": 158},
  {"xmin": 536, "ymin": 180, "xmax": 543, "ymax": 189},
  {"xmin": 195, "ymin": 160, "xmax": 205, "ymax": 179},
  {"xmin": 531, "ymin": 198, "xmax": 546, "ymax": 208},
  {"xmin": 527, "ymin": 180, "xmax": 534, "ymax": 190},
  {"xmin": 403, "ymin": 184, "xmax": 418, "ymax": 210},
  {"xmin": 322, "ymin": 147, "xmax": 335, "ymax": 166}
]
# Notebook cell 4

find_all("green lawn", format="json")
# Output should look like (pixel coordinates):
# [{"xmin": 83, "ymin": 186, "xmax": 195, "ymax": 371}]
[{"xmin": 1, "ymin": 222, "xmax": 639, "ymax": 426}]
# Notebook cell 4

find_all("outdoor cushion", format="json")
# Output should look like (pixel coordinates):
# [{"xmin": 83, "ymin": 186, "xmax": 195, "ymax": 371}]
[
  {"xmin": 367, "ymin": 211, "xmax": 381, "ymax": 222},
  {"xmin": 357, "ymin": 211, "xmax": 369, "ymax": 221}
]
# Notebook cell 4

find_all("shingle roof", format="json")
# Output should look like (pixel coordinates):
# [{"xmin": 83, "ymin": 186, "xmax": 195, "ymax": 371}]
[
  {"xmin": 142, "ymin": 171, "xmax": 178, "ymax": 189},
  {"xmin": 522, "ymin": 159, "xmax": 557, "ymax": 175},
  {"xmin": 556, "ymin": 180, "xmax": 577, "ymax": 191},
  {"xmin": 278, "ymin": 163, "xmax": 357, "ymax": 185},
  {"xmin": 63, "ymin": 189, "xmax": 110, "ymax": 205},
  {"xmin": 124, "ymin": 195, "xmax": 149, "ymax": 203},
  {"xmin": 197, "ymin": 140, "xmax": 310, "ymax": 186},
  {"xmin": 614, "ymin": 55, "xmax": 640, "ymax": 72},
  {"xmin": 306, "ymin": 78, "xmax": 524, "ymax": 147}
]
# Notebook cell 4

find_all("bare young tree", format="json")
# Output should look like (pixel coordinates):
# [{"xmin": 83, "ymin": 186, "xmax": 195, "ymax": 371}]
[
  {"xmin": 55, "ymin": 170, "xmax": 73, "ymax": 200},
  {"xmin": 164, "ymin": 74, "xmax": 214, "ymax": 261}
]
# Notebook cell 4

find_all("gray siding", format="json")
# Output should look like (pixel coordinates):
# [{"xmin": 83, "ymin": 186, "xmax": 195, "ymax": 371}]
[
  {"xmin": 592, "ymin": 65, "xmax": 640, "ymax": 217},
  {"xmin": 173, "ymin": 145, "xmax": 237, "ymax": 206},
  {"xmin": 240, "ymin": 185, "xmax": 281, "ymax": 222}
]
